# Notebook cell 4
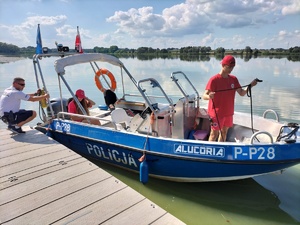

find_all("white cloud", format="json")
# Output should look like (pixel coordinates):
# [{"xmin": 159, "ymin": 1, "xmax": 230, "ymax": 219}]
[
  {"xmin": 103, "ymin": 0, "xmax": 300, "ymax": 49},
  {"xmin": 282, "ymin": 0, "xmax": 300, "ymax": 15},
  {"xmin": 201, "ymin": 33, "xmax": 213, "ymax": 46},
  {"xmin": 0, "ymin": 0, "xmax": 299, "ymax": 49},
  {"xmin": 232, "ymin": 35, "xmax": 245, "ymax": 46},
  {"xmin": 0, "ymin": 15, "xmax": 67, "ymax": 46},
  {"xmin": 28, "ymin": 15, "xmax": 67, "ymax": 27},
  {"xmin": 107, "ymin": 7, "xmax": 165, "ymax": 38},
  {"xmin": 278, "ymin": 30, "xmax": 287, "ymax": 41},
  {"xmin": 106, "ymin": 0, "xmax": 297, "ymax": 39}
]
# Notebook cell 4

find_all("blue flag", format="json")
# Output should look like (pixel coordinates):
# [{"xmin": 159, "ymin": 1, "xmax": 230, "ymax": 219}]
[{"xmin": 36, "ymin": 24, "xmax": 43, "ymax": 54}]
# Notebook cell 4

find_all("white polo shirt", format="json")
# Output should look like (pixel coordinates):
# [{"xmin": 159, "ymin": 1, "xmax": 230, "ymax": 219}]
[{"xmin": 0, "ymin": 86, "xmax": 30, "ymax": 116}]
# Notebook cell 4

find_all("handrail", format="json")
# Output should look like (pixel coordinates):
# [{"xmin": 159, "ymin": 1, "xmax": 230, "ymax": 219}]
[
  {"xmin": 263, "ymin": 109, "xmax": 279, "ymax": 122},
  {"xmin": 171, "ymin": 71, "xmax": 200, "ymax": 107},
  {"xmin": 57, "ymin": 112, "xmax": 108, "ymax": 123},
  {"xmin": 250, "ymin": 131, "xmax": 274, "ymax": 144},
  {"xmin": 137, "ymin": 78, "xmax": 174, "ymax": 116}
]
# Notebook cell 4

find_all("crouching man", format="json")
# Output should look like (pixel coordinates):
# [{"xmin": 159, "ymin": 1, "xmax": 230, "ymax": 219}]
[{"xmin": 0, "ymin": 77, "xmax": 49, "ymax": 134}]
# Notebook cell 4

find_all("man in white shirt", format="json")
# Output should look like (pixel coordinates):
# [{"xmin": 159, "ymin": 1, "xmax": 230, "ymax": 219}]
[{"xmin": 0, "ymin": 77, "xmax": 49, "ymax": 134}]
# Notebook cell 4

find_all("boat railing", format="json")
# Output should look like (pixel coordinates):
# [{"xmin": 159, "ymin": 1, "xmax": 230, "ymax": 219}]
[
  {"xmin": 33, "ymin": 52, "xmax": 81, "ymax": 122},
  {"xmin": 137, "ymin": 78, "xmax": 174, "ymax": 115},
  {"xmin": 122, "ymin": 93, "xmax": 167, "ymax": 99},
  {"xmin": 250, "ymin": 131, "xmax": 274, "ymax": 144},
  {"xmin": 57, "ymin": 112, "xmax": 110, "ymax": 125},
  {"xmin": 263, "ymin": 109, "xmax": 279, "ymax": 122},
  {"xmin": 171, "ymin": 71, "xmax": 200, "ymax": 107}
]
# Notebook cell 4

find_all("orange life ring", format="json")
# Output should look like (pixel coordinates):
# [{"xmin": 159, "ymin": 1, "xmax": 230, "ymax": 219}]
[{"xmin": 94, "ymin": 68, "xmax": 117, "ymax": 93}]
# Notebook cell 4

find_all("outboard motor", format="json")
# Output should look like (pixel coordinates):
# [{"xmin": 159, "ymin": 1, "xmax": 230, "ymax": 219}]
[{"xmin": 47, "ymin": 98, "xmax": 68, "ymax": 117}]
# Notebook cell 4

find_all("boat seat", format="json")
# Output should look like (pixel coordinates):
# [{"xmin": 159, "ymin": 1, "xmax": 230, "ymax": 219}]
[{"xmin": 111, "ymin": 108, "xmax": 132, "ymax": 130}]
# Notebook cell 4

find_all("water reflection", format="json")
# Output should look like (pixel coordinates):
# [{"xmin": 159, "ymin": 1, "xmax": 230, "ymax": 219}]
[
  {"xmin": 88, "ymin": 158, "xmax": 299, "ymax": 225},
  {"xmin": 254, "ymin": 166, "xmax": 300, "ymax": 223},
  {"xmin": 119, "ymin": 54, "xmax": 300, "ymax": 63},
  {"xmin": 0, "ymin": 55, "xmax": 299, "ymax": 224}
]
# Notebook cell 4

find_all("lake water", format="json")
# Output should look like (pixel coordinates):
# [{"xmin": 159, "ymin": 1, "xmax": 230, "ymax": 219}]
[{"xmin": 0, "ymin": 55, "xmax": 299, "ymax": 224}]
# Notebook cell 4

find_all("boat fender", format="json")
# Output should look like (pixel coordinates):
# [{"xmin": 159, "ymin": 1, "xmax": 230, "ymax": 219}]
[
  {"xmin": 37, "ymin": 88, "xmax": 47, "ymax": 108},
  {"xmin": 139, "ymin": 161, "xmax": 149, "ymax": 184},
  {"xmin": 139, "ymin": 152, "xmax": 148, "ymax": 184},
  {"xmin": 95, "ymin": 68, "xmax": 117, "ymax": 93}
]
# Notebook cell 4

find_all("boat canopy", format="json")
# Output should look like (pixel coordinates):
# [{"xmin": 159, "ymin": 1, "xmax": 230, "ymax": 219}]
[{"xmin": 54, "ymin": 53, "xmax": 124, "ymax": 75}]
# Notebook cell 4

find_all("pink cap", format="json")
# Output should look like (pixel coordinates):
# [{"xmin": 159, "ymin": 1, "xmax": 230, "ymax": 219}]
[
  {"xmin": 75, "ymin": 89, "xmax": 86, "ymax": 98},
  {"xmin": 221, "ymin": 55, "xmax": 235, "ymax": 66}
]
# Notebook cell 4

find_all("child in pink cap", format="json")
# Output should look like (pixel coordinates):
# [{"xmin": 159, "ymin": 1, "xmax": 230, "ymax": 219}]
[
  {"xmin": 202, "ymin": 55, "xmax": 258, "ymax": 142},
  {"xmin": 68, "ymin": 89, "xmax": 100, "ymax": 125}
]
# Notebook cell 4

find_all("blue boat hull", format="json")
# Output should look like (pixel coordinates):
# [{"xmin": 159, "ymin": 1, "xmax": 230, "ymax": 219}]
[{"xmin": 46, "ymin": 120, "xmax": 300, "ymax": 182}]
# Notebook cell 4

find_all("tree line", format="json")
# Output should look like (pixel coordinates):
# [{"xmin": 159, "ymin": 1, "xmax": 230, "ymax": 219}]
[{"xmin": 1, "ymin": 42, "xmax": 300, "ymax": 58}]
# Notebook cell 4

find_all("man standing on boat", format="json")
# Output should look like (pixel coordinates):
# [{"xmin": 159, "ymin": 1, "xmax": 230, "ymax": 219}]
[
  {"xmin": 202, "ymin": 55, "xmax": 258, "ymax": 142},
  {"xmin": 0, "ymin": 77, "xmax": 49, "ymax": 134}
]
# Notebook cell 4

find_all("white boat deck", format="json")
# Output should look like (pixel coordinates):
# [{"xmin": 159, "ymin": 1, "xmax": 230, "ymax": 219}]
[{"xmin": 0, "ymin": 127, "xmax": 185, "ymax": 225}]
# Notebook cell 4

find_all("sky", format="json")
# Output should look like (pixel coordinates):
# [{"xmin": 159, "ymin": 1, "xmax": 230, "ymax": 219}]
[{"xmin": 0, "ymin": 0, "xmax": 299, "ymax": 50}]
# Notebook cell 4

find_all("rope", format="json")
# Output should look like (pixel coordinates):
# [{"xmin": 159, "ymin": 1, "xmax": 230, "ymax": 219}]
[
  {"xmin": 211, "ymin": 99, "xmax": 224, "ymax": 141},
  {"xmin": 211, "ymin": 78, "xmax": 262, "ymax": 141},
  {"xmin": 276, "ymin": 124, "xmax": 299, "ymax": 142}
]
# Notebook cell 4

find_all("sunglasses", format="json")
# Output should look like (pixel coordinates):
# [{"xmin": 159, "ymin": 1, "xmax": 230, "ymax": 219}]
[{"xmin": 18, "ymin": 83, "xmax": 25, "ymax": 86}]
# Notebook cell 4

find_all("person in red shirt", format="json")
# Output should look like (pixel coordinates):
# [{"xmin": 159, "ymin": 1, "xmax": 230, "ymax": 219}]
[
  {"xmin": 68, "ymin": 89, "xmax": 100, "ymax": 125},
  {"xmin": 202, "ymin": 55, "xmax": 258, "ymax": 142}
]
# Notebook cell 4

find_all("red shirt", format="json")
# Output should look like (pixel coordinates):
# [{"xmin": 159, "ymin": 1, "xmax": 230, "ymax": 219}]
[
  {"xmin": 205, "ymin": 74, "xmax": 241, "ymax": 117},
  {"xmin": 68, "ymin": 100, "xmax": 83, "ymax": 122},
  {"xmin": 68, "ymin": 100, "xmax": 77, "ymax": 114}
]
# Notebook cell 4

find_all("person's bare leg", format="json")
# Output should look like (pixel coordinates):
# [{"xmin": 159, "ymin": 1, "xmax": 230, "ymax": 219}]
[
  {"xmin": 82, "ymin": 118, "xmax": 101, "ymax": 125},
  {"xmin": 218, "ymin": 126, "xmax": 229, "ymax": 142},
  {"xmin": 17, "ymin": 111, "xmax": 37, "ymax": 127},
  {"xmin": 92, "ymin": 119, "xmax": 101, "ymax": 125},
  {"xmin": 208, "ymin": 129, "xmax": 219, "ymax": 141}
]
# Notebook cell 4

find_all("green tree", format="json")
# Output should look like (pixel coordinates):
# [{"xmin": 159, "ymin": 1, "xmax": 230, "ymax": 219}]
[
  {"xmin": 245, "ymin": 46, "xmax": 252, "ymax": 54},
  {"xmin": 109, "ymin": 45, "xmax": 119, "ymax": 53},
  {"xmin": 0, "ymin": 42, "xmax": 20, "ymax": 54},
  {"xmin": 215, "ymin": 47, "xmax": 225, "ymax": 55}
]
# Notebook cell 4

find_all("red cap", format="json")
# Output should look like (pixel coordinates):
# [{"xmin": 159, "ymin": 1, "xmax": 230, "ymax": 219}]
[
  {"xmin": 75, "ymin": 89, "xmax": 86, "ymax": 98},
  {"xmin": 221, "ymin": 55, "xmax": 235, "ymax": 66}
]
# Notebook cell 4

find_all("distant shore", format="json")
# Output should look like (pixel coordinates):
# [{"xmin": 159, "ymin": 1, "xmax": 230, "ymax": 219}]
[{"xmin": 0, "ymin": 55, "xmax": 25, "ymax": 63}]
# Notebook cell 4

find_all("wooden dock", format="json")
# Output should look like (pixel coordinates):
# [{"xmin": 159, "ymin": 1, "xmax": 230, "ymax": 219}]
[{"xmin": 0, "ymin": 127, "xmax": 185, "ymax": 225}]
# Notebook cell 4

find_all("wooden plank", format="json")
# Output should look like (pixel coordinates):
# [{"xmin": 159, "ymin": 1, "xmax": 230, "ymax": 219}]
[
  {"xmin": 0, "ymin": 153, "xmax": 79, "ymax": 181},
  {"xmin": 0, "ymin": 170, "xmax": 114, "ymax": 223},
  {"xmin": 152, "ymin": 213, "xmax": 186, "ymax": 225},
  {"xmin": 0, "ymin": 159, "xmax": 98, "ymax": 204},
  {"xmin": 0, "ymin": 156, "xmax": 87, "ymax": 190},
  {"xmin": 53, "ymin": 185, "xmax": 146, "ymax": 224},
  {"xmin": 2, "ymin": 177, "xmax": 126, "ymax": 224},
  {"xmin": 0, "ymin": 137, "xmax": 59, "ymax": 152},
  {"xmin": 101, "ymin": 198, "xmax": 169, "ymax": 225},
  {"xmin": 0, "ymin": 134, "xmax": 59, "ymax": 152},
  {"xmin": 0, "ymin": 145, "xmax": 68, "ymax": 167},
  {"xmin": 54, "ymin": 186, "xmax": 186, "ymax": 225},
  {"xmin": 0, "ymin": 127, "xmax": 184, "ymax": 225},
  {"xmin": 0, "ymin": 139, "xmax": 65, "ymax": 155}
]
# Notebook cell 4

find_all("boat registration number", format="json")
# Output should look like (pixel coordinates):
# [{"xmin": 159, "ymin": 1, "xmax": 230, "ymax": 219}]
[
  {"xmin": 55, "ymin": 122, "xmax": 71, "ymax": 132},
  {"xmin": 234, "ymin": 147, "xmax": 275, "ymax": 160}
]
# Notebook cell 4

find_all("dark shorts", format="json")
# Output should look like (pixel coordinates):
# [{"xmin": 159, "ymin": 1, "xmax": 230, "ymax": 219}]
[
  {"xmin": 14, "ymin": 110, "xmax": 33, "ymax": 124},
  {"xmin": 2, "ymin": 110, "xmax": 33, "ymax": 125}
]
